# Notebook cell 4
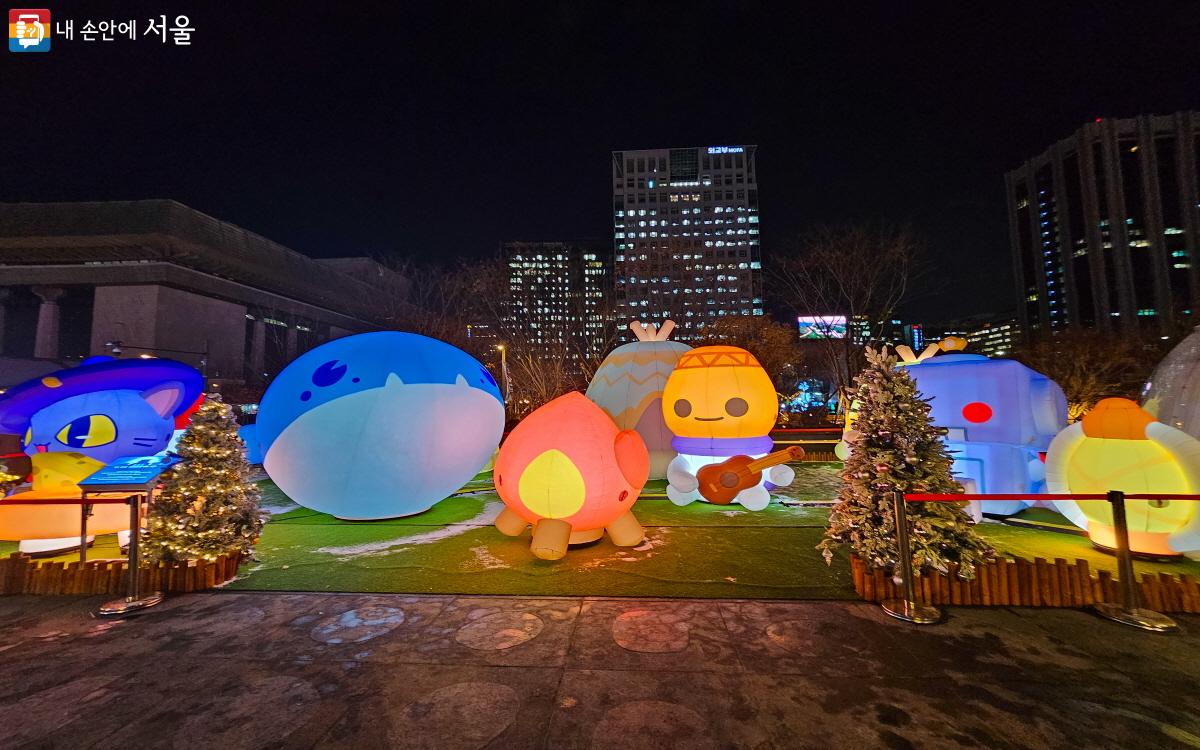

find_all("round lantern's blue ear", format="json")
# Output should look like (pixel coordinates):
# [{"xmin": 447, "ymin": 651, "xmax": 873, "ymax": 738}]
[{"xmin": 141, "ymin": 381, "xmax": 186, "ymax": 418}]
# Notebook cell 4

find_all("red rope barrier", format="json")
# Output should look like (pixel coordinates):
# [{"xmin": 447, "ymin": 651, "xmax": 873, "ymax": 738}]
[{"xmin": 905, "ymin": 492, "xmax": 1200, "ymax": 502}]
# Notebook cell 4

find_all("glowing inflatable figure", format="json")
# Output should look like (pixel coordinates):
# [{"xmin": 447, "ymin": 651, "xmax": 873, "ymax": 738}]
[
  {"xmin": 246, "ymin": 332, "xmax": 504, "ymax": 520},
  {"xmin": 835, "ymin": 336, "xmax": 964, "ymax": 461},
  {"xmin": 1143, "ymin": 324, "xmax": 1200, "ymax": 439},
  {"xmin": 493, "ymin": 392, "xmax": 649, "ymax": 560},
  {"xmin": 585, "ymin": 320, "xmax": 690, "ymax": 479},
  {"xmin": 833, "ymin": 398, "xmax": 861, "ymax": 462},
  {"xmin": 1046, "ymin": 398, "xmax": 1200, "ymax": 557},
  {"xmin": 904, "ymin": 353, "xmax": 1067, "ymax": 516},
  {"xmin": 661, "ymin": 346, "xmax": 793, "ymax": 511},
  {"xmin": 0, "ymin": 356, "xmax": 203, "ymax": 549}
]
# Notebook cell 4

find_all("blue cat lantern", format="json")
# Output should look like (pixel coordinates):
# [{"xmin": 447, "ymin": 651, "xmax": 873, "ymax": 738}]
[
  {"xmin": 0, "ymin": 357, "xmax": 204, "ymax": 464},
  {"xmin": 245, "ymin": 332, "xmax": 505, "ymax": 519},
  {"xmin": 0, "ymin": 356, "xmax": 204, "ymax": 546},
  {"xmin": 904, "ymin": 353, "xmax": 1068, "ymax": 516}
]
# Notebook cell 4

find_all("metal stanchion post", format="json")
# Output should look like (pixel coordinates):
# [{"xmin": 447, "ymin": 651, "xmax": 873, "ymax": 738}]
[
  {"xmin": 79, "ymin": 498, "xmax": 90, "ymax": 564},
  {"xmin": 1094, "ymin": 490, "xmax": 1176, "ymax": 632},
  {"xmin": 881, "ymin": 489, "xmax": 941, "ymax": 624},
  {"xmin": 97, "ymin": 493, "xmax": 163, "ymax": 617}
]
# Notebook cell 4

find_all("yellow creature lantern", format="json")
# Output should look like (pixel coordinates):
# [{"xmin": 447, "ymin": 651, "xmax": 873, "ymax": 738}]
[
  {"xmin": 1046, "ymin": 398, "xmax": 1200, "ymax": 556},
  {"xmin": 0, "ymin": 452, "xmax": 128, "ymax": 540},
  {"xmin": 661, "ymin": 346, "xmax": 793, "ymax": 510}
]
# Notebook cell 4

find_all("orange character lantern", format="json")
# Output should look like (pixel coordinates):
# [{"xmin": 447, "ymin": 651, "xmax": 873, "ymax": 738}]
[
  {"xmin": 493, "ymin": 392, "xmax": 650, "ymax": 560},
  {"xmin": 661, "ymin": 345, "xmax": 793, "ymax": 510}
]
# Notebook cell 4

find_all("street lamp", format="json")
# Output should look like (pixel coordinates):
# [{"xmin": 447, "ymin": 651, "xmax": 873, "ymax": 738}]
[{"xmin": 496, "ymin": 344, "xmax": 510, "ymax": 404}]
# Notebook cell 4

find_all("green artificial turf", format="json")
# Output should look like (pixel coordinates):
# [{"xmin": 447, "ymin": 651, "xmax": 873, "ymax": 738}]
[
  {"xmin": 8, "ymin": 462, "xmax": 1200, "ymax": 598},
  {"xmin": 228, "ymin": 467, "xmax": 856, "ymax": 599},
  {"xmin": 976, "ymin": 520, "xmax": 1200, "ymax": 578},
  {"xmin": 0, "ymin": 535, "xmax": 123, "ymax": 562},
  {"xmin": 226, "ymin": 467, "xmax": 1200, "ymax": 597},
  {"xmin": 996, "ymin": 506, "xmax": 1080, "ymax": 530}
]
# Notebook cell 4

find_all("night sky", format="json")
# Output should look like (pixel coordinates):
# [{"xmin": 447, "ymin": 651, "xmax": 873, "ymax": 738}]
[{"xmin": 4, "ymin": 1, "xmax": 1198, "ymax": 321}]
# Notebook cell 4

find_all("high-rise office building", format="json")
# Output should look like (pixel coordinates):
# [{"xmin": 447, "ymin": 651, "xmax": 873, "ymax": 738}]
[
  {"xmin": 914, "ymin": 314, "xmax": 1020, "ymax": 359},
  {"xmin": 612, "ymin": 145, "xmax": 763, "ymax": 340},
  {"xmin": 965, "ymin": 317, "xmax": 1019, "ymax": 358},
  {"xmin": 1006, "ymin": 112, "xmax": 1200, "ymax": 337},
  {"xmin": 501, "ymin": 240, "xmax": 610, "ymax": 363}
]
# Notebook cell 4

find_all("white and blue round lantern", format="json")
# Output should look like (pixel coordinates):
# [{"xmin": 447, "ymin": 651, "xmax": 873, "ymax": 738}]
[{"xmin": 247, "ymin": 332, "xmax": 505, "ymax": 519}]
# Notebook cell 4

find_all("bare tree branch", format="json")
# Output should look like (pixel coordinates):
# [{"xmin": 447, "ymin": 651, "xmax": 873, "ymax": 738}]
[
  {"xmin": 693, "ymin": 314, "xmax": 804, "ymax": 392},
  {"xmin": 770, "ymin": 224, "xmax": 923, "ymax": 401},
  {"xmin": 1011, "ymin": 328, "xmax": 1167, "ymax": 421}
]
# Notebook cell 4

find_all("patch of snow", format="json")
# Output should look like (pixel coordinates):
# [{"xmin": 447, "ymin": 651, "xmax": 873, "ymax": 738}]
[
  {"xmin": 468, "ymin": 545, "xmax": 509, "ymax": 570},
  {"xmin": 631, "ymin": 529, "xmax": 668, "ymax": 553},
  {"xmin": 317, "ymin": 501, "xmax": 503, "ymax": 558}
]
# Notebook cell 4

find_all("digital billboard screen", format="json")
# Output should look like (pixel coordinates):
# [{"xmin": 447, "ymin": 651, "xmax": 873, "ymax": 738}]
[{"xmin": 797, "ymin": 316, "xmax": 847, "ymax": 339}]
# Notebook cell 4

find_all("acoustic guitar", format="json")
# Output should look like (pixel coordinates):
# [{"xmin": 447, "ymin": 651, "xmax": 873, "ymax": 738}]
[{"xmin": 696, "ymin": 445, "xmax": 806, "ymax": 505}]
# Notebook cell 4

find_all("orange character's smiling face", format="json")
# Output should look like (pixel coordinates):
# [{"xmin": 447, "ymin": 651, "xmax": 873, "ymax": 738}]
[{"xmin": 663, "ymin": 346, "xmax": 777, "ymax": 439}]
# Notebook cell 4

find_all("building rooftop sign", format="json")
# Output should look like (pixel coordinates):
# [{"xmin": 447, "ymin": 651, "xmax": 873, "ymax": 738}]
[{"xmin": 707, "ymin": 146, "xmax": 744, "ymax": 154}]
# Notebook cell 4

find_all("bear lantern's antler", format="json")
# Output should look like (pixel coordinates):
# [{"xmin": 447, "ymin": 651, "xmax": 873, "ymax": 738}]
[{"xmin": 628, "ymin": 320, "xmax": 677, "ymax": 342}]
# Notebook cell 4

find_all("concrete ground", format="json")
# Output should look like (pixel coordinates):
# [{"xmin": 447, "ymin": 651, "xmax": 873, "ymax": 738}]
[{"xmin": 1, "ymin": 593, "xmax": 1198, "ymax": 749}]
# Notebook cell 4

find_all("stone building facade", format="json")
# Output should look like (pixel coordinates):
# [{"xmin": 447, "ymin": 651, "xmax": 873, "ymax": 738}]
[{"xmin": 0, "ymin": 200, "xmax": 408, "ymax": 386}]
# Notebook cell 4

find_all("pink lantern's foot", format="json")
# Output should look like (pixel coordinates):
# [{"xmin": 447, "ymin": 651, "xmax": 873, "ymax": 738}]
[
  {"xmin": 607, "ymin": 511, "xmax": 644, "ymax": 547},
  {"xmin": 494, "ymin": 507, "xmax": 528, "ymax": 537},
  {"xmin": 531, "ymin": 518, "xmax": 571, "ymax": 560}
]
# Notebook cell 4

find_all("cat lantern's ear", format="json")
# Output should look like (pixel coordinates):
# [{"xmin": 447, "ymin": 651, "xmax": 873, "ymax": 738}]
[{"xmin": 141, "ymin": 381, "xmax": 186, "ymax": 418}]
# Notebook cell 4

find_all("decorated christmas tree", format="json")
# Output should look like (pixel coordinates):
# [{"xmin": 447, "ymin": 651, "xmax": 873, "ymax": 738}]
[
  {"xmin": 145, "ymin": 394, "xmax": 263, "ymax": 562},
  {"xmin": 819, "ymin": 346, "xmax": 993, "ymax": 578}
]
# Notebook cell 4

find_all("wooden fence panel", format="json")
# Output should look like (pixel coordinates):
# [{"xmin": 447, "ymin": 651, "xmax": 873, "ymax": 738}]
[{"xmin": 852, "ymin": 555, "xmax": 1200, "ymax": 613}]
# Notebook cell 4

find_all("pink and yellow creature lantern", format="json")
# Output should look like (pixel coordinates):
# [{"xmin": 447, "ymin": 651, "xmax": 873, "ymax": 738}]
[
  {"xmin": 493, "ymin": 392, "xmax": 650, "ymax": 560},
  {"xmin": 661, "ymin": 346, "xmax": 794, "ymax": 511},
  {"xmin": 1046, "ymin": 398, "xmax": 1200, "ymax": 557},
  {"xmin": 585, "ymin": 320, "xmax": 691, "ymax": 480}
]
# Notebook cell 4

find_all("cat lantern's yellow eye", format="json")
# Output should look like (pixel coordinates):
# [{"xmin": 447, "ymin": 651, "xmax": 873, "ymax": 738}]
[
  {"xmin": 56, "ymin": 414, "xmax": 117, "ymax": 448},
  {"xmin": 23, "ymin": 426, "xmax": 31, "ymax": 448}
]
